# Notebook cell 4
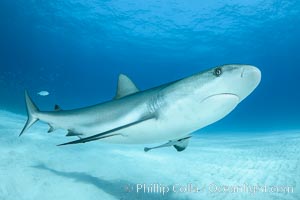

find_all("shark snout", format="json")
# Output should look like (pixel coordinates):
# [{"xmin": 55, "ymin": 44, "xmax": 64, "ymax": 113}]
[
  {"xmin": 241, "ymin": 65, "xmax": 261, "ymax": 83},
  {"xmin": 236, "ymin": 65, "xmax": 261, "ymax": 101}
]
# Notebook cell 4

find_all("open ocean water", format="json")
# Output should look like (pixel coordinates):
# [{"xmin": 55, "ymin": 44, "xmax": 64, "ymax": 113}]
[{"xmin": 0, "ymin": 1, "xmax": 299, "ymax": 200}]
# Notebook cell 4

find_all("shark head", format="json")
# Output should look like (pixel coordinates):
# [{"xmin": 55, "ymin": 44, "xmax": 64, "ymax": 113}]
[
  {"xmin": 199, "ymin": 64, "xmax": 261, "ymax": 103},
  {"xmin": 172, "ymin": 64, "xmax": 262, "ymax": 128}
]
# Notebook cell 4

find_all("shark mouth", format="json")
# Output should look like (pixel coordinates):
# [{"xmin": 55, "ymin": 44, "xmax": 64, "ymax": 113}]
[{"xmin": 201, "ymin": 93, "xmax": 240, "ymax": 103}]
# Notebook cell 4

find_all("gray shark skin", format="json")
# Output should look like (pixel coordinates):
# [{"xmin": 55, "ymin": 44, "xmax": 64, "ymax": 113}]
[{"xmin": 20, "ymin": 64, "xmax": 261, "ymax": 152}]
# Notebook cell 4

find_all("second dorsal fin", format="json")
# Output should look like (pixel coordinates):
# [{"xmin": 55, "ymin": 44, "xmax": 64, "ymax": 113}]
[
  {"xmin": 54, "ymin": 104, "xmax": 62, "ymax": 111},
  {"xmin": 114, "ymin": 74, "xmax": 139, "ymax": 99}
]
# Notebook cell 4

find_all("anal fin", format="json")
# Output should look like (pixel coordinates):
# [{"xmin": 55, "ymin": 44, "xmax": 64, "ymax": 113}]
[
  {"xmin": 66, "ymin": 130, "xmax": 83, "ymax": 137},
  {"xmin": 48, "ymin": 124, "xmax": 57, "ymax": 133}
]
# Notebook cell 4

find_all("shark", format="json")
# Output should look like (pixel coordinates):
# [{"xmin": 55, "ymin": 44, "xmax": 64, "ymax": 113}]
[{"xmin": 19, "ymin": 64, "xmax": 261, "ymax": 152}]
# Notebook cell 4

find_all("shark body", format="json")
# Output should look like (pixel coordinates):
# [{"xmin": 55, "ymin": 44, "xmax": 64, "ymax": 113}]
[{"xmin": 20, "ymin": 64, "xmax": 261, "ymax": 152}]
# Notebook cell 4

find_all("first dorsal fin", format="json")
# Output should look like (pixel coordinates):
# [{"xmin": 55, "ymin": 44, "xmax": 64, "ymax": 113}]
[
  {"xmin": 54, "ymin": 104, "xmax": 62, "ymax": 111},
  {"xmin": 114, "ymin": 74, "xmax": 139, "ymax": 99}
]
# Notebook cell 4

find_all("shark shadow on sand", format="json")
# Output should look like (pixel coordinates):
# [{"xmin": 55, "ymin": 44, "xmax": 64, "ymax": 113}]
[{"xmin": 32, "ymin": 164, "xmax": 191, "ymax": 200}]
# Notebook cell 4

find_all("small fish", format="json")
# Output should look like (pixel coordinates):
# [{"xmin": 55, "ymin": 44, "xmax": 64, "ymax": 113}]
[{"xmin": 37, "ymin": 91, "xmax": 49, "ymax": 96}]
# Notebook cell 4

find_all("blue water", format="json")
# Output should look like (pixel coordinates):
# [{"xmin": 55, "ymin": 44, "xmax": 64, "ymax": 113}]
[
  {"xmin": 0, "ymin": 0, "xmax": 299, "ymax": 132},
  {"xmin": 1, "ymin": 2, "xmax": 300, "ymax": 200}
]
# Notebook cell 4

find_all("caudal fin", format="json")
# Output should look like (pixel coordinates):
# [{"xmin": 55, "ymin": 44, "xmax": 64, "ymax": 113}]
[{"xmin": 19, "ymin": 90, "xmax": 40, "ymax": 136}]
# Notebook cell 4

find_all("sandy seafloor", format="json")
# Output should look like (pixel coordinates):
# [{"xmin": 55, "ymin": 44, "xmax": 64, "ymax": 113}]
[{"xmin": 0, "ymin": 110, "xmax": 299, "ymax": 200}]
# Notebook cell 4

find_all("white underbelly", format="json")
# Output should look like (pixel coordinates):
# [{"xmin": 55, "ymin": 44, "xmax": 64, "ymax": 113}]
[
  {"xmin": 71, "ymin": 93, "xmax": 239, "ymax": 145},
  {"xmin": 98, "ymin": 93, "xmax": 239, "ymax": 144},
  {"xmin": 96, "ymin": 118, "xmax": 190, "ymax": 144}
]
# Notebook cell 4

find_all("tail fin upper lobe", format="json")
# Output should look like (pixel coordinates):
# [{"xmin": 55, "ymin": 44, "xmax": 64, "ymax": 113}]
[{"xmin": 19, "ymin": 90, "xmax": 40, "ymax": 136}]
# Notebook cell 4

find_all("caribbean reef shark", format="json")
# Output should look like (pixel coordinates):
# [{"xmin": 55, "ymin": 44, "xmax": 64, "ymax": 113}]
[{"xmin": 20, "ymin": 64, "xmax": 261, "ymax": 152}]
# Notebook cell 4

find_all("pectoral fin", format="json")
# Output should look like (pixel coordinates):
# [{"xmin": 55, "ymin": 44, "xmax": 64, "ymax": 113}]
[
  {"xmin": 58, "ymin": 114, "xmax": 156, "ymax": 146},
  {"xmin": 59, "ymin": 133, "xmax": 122, "ymax": 146}
]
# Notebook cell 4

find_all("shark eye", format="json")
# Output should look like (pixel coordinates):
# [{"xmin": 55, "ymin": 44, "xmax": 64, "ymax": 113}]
[{"xmin": 214, "ymin": 68, "xmax": 222, "ymax": 77}]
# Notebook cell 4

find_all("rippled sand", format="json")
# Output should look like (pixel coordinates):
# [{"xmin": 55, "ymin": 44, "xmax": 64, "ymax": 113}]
[{"xmin": 0, "ymin": 110, "xmax": 299, "ymax": 200}]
